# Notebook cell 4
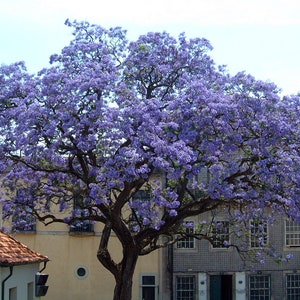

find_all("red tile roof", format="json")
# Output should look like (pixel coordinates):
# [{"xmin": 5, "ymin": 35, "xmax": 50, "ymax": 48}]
[{"xmin": 0, "ymin": 231, "xmax": 48, "ymax": 266}]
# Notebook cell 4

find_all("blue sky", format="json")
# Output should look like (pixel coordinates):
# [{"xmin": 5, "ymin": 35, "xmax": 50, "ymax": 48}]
[{"xmin": 1, "ymin": 0, "xmax": 300, "ymax": 95}]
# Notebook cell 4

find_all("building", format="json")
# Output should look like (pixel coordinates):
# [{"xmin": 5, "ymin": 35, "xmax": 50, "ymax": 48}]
[
  {"xmin": 4, "ymin": 171, "xmax": 300, "ymax": 299},
  {"xmin": 14, "ymin": 221, "xmax": 161, "ymax": 300},
  {"xmin": 10, "ymin": 206, "xmax": 300, "ymax": 300},
  {"xmin": 0, "ymin": 231, "xmax": 49, "ymax": 300},
  {"xmin": 1, "ymin": 174, "xmax": 163, "ymax": 300},
  {"xmin": 166, "ymin": 213, "xmax": 300, "ymax": 300}
]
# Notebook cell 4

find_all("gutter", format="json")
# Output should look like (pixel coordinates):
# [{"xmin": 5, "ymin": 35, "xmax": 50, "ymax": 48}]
[{"xmin": 1, "ymin": 265, "xmax": 13, "ymax": 300}]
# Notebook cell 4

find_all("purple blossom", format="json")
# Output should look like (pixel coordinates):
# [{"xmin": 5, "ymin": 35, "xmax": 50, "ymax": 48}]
[
  {"xmin": 169, "ymin": 209, "xmax": 177, "ymax": 216},
  {"xmin": 1, "ymin": 20, "xmax": 300, "ymax": 294}
]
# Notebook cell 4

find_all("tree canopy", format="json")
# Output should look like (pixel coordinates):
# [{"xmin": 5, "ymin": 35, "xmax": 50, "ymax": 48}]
[{"xmin": 1, "ymin": 20, "xmax": 300, "ymax": 300}]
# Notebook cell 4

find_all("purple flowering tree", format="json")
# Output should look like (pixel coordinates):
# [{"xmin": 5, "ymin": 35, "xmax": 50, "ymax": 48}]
[{"xmin": 1, "ymin": 20, "xmax": 300, "ymax": 300}]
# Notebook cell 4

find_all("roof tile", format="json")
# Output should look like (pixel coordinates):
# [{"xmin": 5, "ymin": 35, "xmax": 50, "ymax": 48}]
[{"xmin": 0, "ymin": 231, "xmax": 48, "ymax": 266}]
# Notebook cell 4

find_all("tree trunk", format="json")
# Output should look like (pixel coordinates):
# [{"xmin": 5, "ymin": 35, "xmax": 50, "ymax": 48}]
[
  {"xmin": 112, "ymin": 248, "xmax": 139, "ymax": 300},
  {"xmin": 97, "ymin": 231, "xmax": 139, "ymax": 300},
  {"xmin": 97, "ymin": 221, "xmax": 141, "ymax": 300}
]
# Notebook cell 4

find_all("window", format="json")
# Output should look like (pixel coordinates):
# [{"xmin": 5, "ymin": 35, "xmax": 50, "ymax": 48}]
[
  {"xmin": 141, "ymin": 274, "xmax": 157, "ymax": 300},
  {"xmin": 129, "ymin": 190, "xmax": 151, "ymax": 232},
  {"xmin": 132, "ymin": 190, "xmax": 151, "ymax": 202},
  {"xmin": 12, "ymin": 189, "xmax": 36, "ymax": 231},
  {"xmin": 286, "ymin": 274, "xmax": 300, "ymax": 299},
  {"xmin": 75, "ymin": 266, "xmax": 89, "ymax": 279},
  {"xmin": 285, "ymin": 220, "xmax": 300, "ymax": 247},
  {"xmin": 250, "ymin": 220, "xmax": 268, "ymax": 248},
  {"xmin": 211, "ymin": 221, "xmax": 229, "ymax": 248},
  {"xmin": 13, "ymin": 208, "xmax": 36, "ymax": 231},
  {"xmin": 176, "ymin": 276, "xmax": 196, "ymax": 300},
  {"xmin": 188, "ymin": 170, "xmax": 210, "ymax": 198},
  {"xmin": 177, "ymin": 221, "xmax": 195, "ymax": 249},
  {"xmin": 27, "ymin": 282, "xmax": 34, "ymax": 300},
  {"xmin": 9, "ymin": 287, "xmax": 17, "ymax": 300},
  {"xmin": 249, "ymin": 275, "xmax": 270, "ymax": 300},
  {"xmin": 70, "ymin": 196, "xmax": 94, "ymax": 233}
]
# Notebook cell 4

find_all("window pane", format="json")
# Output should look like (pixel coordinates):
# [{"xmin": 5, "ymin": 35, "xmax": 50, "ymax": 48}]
[
  {"xmin": 12, "ymin": 189, "xmax": 36, "ymax": 232},
  {"xmin": 176, "ymin": 276, "xmax": 195, "ymax": 300},
  {"xmin": 9, "ymin": 287, "xmax": 17, "ymax": 300},
  {"xmin": 177, "ymin": 222, "xmax": 195, "ymax": 249},
  {"xmin": 141, "ymin": 275, "xmax": 156, "ymax": 300},
  {"xmin": 142, "ymin": 287, "xmax": 155, "ymax": 300},
  {"xmin": 142, "ymin": 276, "xmax": 155, "ymax": 285},
  {"xmin": 286, "ymin": 221, "xmax": 300, "ymax": 247},
  {"xmin": 129, "ymin": 190, "xmax": 151, "ymax": 232},
  {"xmin": 211, "ymin": 221, "xmax": 229, "ymax": 248},
  {"xmin": 286, "ymin": 274, "xmax": 300, "ymax": 299},
  {"xmin": 27, "ymin": 282, "xmax": 34, "ymax": 300},
  {"xmin": 70, "ymin": 196, "xmax": 94, "ymax": 232},
  {"xmin": 249, "ymin": 275, "xmax": 270, "ymax": 300},
  {"xmin": 132, "ymin": 190, "xmax": 151, "ymax": 201},
  {"xmin": 250, "ymin": 220, "xmax": 268, "ymax": 248}
]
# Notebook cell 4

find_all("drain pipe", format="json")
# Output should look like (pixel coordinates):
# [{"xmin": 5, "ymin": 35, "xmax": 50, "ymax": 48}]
[
  {"xmin": 1, "ymin": 265, "xmax": 13, "ymax": 300},
  {"xmin": 39, "ymin": 261, "xmax": 48, "ymax": 273},
  {"xmin": 168, "ymin": 245, "xmax": 174, "ymax": 300}
]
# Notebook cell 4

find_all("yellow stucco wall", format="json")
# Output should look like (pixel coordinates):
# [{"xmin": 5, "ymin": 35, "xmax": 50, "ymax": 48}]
[
  {"xmin": 15, "ymin": 223, "xmax": 160, "ymax": 300},
  {"xmin": 2, "ymin": 174, "xmax": 163, "ymax": 299}
]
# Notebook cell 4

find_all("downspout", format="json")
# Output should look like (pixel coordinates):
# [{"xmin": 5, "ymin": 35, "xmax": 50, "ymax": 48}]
[
  {"xmin": 165, "ymin": 170, "xmax": 174, "ymax": 300},
  {"xmin": 168, "ymin": 245, "xmax": 174, "ymax": 300},
  {"xmin": 39, "ymin": 261, "xmax": 48, "ymax": 273},
  {"xmin": 1, "ymin": 265, "xmax": 13, "ymax": 300},
  {"xmin": 164, "ymin": 171, "xmax": 174, "ymax": 300}
]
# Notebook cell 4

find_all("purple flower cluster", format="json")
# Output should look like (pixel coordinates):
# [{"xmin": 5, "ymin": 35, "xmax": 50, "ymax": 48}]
[{"xmin": 0, "ymin": 20, "xmax": 300, "ymax": 251}]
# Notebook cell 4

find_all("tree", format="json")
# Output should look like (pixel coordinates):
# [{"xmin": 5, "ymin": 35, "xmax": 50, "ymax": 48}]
[{"xmin": 1, "ymin": 20, "xmax": 300, "ymax": 300}]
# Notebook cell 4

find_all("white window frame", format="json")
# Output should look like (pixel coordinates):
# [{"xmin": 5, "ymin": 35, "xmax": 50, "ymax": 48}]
[
  {"xmin": 210, "ymin": 221, "xmax": 230, "ymax": 249},
  {"xmin": 250, "ymin": 220, "xmax": 268, "ymax": 249},
  {"xmin": 175, "ymin": 275, "xmax": 196, "ymax": 300},
  {"xmin": 286, "ymin": 273, "xmax": 300, "ymax": 299},
  {"xmin": 285, "ymin": 220, "xmax": 300, "ymax": 247},
  {"xmin": 176, "ymin": 221, "xmax": 195, "ymax": 249},
  {"xmin": 249, "ymin": 274, "xmax": 271, "ymax": 300}
]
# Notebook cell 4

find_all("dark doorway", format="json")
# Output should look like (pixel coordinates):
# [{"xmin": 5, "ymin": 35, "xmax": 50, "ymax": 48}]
[{"xmin": 210, "ymin": 275, "xmax": 233, "ymax": 300}]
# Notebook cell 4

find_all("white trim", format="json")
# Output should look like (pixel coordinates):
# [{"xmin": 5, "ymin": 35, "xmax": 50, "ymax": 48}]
[
  {"xmin": 198, "ymin": 273, "xmax": 207, "ymax": 300},
  {"xmin": 235, "ymin": 272, "xmax": 246, "ymax": 300}
]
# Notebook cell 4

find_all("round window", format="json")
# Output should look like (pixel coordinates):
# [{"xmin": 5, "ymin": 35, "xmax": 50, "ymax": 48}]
[{"xmin": 75, "ymin": 266, "xmax": 88, "ymax": 279}]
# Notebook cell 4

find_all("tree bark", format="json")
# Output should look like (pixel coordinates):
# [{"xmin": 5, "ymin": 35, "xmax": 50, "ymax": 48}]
[
  {"xmin": 112, "ymin": 249, "xmax": 139, "ymax": 300},
  {"xmin": 97, "ymin": 222, "xmax": 140, "ymax": 300}
]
